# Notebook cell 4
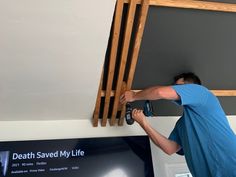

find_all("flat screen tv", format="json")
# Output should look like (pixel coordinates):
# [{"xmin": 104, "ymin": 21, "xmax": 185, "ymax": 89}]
[{"xmin": 0, "ymin": 135, "xmax": 154, "ymax": 177}]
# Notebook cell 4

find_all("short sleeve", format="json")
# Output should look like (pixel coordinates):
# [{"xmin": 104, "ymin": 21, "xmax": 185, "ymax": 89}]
[
  {"xmin": 168, "ymin": 122, "xmax": 184, "ymax": 156},
  {"xmin": 172, "ymin": 84, "xmax": 209, "ymax": 106}
]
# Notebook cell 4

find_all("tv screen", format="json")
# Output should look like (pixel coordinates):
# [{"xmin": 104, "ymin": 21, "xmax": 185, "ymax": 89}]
[{"xmin": 0, "ymin": 135, "xmax": 154, "ymax": 177}]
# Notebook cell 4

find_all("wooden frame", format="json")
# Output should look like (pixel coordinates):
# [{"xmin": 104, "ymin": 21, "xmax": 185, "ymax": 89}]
[
  {"xmin": 93, "ymin": 0, "xmax": 236, "ymax": 127},
  {"xmin": 110, "ymin": 0, "xmax": 137, "ymax": 126},
  {"xmin": 101, "ymin": 0, "xmax": 124, "ymax": 126},
  {"xmin": 126, "ymin": 0, "xmax": 236, "ymax": 13},
  {"xmin": 101, "ymin": 90, "xmax": 236, "ymax": 97}
]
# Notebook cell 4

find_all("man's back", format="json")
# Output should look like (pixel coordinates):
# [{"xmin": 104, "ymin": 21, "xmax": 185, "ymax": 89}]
[{"xmin": 169, "ymin": 84, "xmax": 236, "ymax": 177}]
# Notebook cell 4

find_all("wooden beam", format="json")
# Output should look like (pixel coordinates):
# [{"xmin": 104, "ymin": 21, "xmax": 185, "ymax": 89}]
[
  {"xmin": 124, "ymin": 0, "xmax": 236, "ymax": 13},
  {"xmin": 119, "ymin": 0, "xmax": 150, "ymax": 126},
  {"xmin": 93, "ymin": 70, "xmax": 104, "ymax": 127},
  {"xmin": 102, "ymin": 0, "xmax": 124, "ymax": 127},
  {"xmin": 102, "ymin": 89, "xmax": 236, "ymax": 97},
  {"xmin": 211, "ymin": 90, "xmax": 236, "ymax": 96},
  {"xmin": 110, "ymin": 0, "xmax": 137, "ymax": 125}
]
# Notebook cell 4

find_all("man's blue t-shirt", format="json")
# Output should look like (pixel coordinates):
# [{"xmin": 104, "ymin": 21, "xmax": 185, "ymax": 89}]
[{"xmin": 169, "ymin": 84, "xmax": 236, "ymax": 177}]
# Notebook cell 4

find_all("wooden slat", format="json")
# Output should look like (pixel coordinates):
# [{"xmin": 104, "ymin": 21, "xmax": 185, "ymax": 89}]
[
  {"xmin": 110, "ymin": 0, "xmax": 137, "ymax": 125},
  {"xmin": 118, "ymin": 81, "xmax": 128, "ymax": 110},
  {"xmin": 119, "ymin": 0, "xmax": 150, "ymax": 126},
  {"xmin": 124, "ymin": 0, "xmax": 236, "ymax": 13},
  {"xmin": 93, "ymin": 70, "xmax": 104, "ymax": 127},
  {"xmin": 102, "ymin": 90, "xmax": 236, "ymax": 97},
  {"xmin": 211, "ymin": 90, "xmax": 236, "ymax": 96},
  {"xmin": 102, "ymin": 0, "xmax": 124, "ymax": 127}
]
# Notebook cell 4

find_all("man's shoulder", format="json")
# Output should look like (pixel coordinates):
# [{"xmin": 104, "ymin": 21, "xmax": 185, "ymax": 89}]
[
  {"xmin": 172, "ymin": 84, "xmax": 213, "ymax": 106},
  {"xmin": 173, "ymin": 84, "xmax": 210, "ymax": 94}
]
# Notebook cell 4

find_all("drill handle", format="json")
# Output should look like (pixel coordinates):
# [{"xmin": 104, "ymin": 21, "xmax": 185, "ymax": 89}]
[{"xmin": 125, "ymin": 103, "xmax": 134, "ymax": 125}]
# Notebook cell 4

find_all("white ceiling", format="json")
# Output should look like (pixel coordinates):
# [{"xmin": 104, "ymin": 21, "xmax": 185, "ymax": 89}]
[{"xmin": 0, "ymin": 0, "xmax": 116, "ymax": 121}]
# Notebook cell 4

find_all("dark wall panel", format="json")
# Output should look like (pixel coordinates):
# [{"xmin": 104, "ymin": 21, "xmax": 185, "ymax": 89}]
[{"xmin": 132, "ymin": 6, "xmax": 236, "ymax": 115}]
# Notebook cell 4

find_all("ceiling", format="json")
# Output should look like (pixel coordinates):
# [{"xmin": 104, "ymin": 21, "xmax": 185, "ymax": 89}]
[
  {"xmin": 0, "ymin": 0, "xmax": 116, "ymax": 121},
  {"xmin": 93, "ymin": 0, "xmax": 236, "ymax": 126},
  {"xmin": 1, "ymin": 0, "xmax": 236, "ymax": 124}
]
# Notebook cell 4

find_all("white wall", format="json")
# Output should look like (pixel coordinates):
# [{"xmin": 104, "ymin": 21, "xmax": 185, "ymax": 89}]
[
  {"xmin": 0, "ymin": 120, "xmax": 146, "ymax": 141},
  {"xmin": 148, "ymin": 117, "xmax": 185, "ymax": 177},
  {"xmin": 0, "ymin": 0, "xmax": 116, "ymax": 121},
  {"xmin": 1, "ymin": 1, "xmax": 235, "ymax": 177},
  {"xmin": 0, "ymin": 116, "xmax": 235, "ymax": 177}
]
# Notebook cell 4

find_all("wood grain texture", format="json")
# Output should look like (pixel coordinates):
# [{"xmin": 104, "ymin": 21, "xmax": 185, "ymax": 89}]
[
  {"xmin": 110, "ymin": 0, "xmax": 137, "ymax": 125},
  {"xmin": 119, "ymin": 0, "xmax": 150, "ymax": 126},
  {"xmin": 125, "ymin": 0, "xmax": 236, "ymax": 13},
  {"xmin": 102, "ymin": 90, "xmax": 236, "ymax": 97},
  {"xmin": 102, "ymin": 0, "xmax": 124, "ymax": 127}
]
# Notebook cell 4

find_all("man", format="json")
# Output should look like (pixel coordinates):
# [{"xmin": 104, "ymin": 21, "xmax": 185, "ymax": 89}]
[{"xmin": 120, "ymin": 72, "xmax": 236, "ymax": 177}]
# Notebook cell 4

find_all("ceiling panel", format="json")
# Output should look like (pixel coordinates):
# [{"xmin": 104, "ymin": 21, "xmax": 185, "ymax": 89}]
[{"xmin": 0, "ymin": 0, "xmax": 116, "ymax": 121}]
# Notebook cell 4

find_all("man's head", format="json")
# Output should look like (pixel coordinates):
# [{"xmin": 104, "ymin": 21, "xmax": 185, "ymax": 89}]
[{"xmin": 173, "ymin": 72, "xmax": 202, "ymax": 85}]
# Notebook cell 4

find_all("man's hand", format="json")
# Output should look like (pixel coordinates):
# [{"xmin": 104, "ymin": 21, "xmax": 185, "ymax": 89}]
[
  {"xmin": 120, "ymin": 91, "xmax": 136, "ymax": 104},
  {"xmin": 132, "ymin": 108, "xmax": 181, "ymax": 155},
  {"xmin": 132, "ymin": 109, "xmax": 147, "ymax": 126}
]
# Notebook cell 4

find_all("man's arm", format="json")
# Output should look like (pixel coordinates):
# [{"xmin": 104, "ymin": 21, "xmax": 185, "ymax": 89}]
[
  {"xmin": 132, "ymin": 109, "xmax": 181, "ymax": 155},
  {"xmin": 120, "ymin": 86, "xmax": 179, "ymax": 104}
]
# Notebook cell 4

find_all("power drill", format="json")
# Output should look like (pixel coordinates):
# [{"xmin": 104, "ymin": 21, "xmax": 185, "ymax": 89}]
[
  {"xmin": 143, "ymin": 100, "xmax": 154, "ymax": 117},
  {"xmin": 125, "ymin": 103, "xmax": 134, "ymax": 125},
  {"xmin": 125, "ymin": 100, "xmax": 153, "ymax": 125}
]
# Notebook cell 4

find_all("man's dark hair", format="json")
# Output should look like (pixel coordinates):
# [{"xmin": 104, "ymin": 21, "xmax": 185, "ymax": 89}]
[{"xmin": 174, "ymin": 72, "xmax": 202, "ymax": 85}]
